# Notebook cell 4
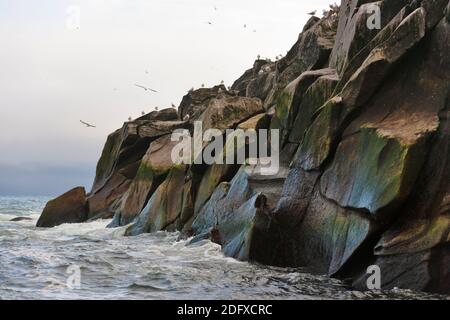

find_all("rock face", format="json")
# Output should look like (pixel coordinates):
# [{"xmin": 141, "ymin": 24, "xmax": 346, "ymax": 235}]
[
  {"xmin": 38, "ymin": 1, "xmax": 450, "ymax": 294},
  {"xmin": 36, "ymin": 187, "xmax": 88, "ymax": 228}
]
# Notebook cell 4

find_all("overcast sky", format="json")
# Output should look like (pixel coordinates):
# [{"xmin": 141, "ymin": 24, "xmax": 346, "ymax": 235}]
[{"xmin": 0, "ymin": 0, "xmax": 332, "ymax": 196}]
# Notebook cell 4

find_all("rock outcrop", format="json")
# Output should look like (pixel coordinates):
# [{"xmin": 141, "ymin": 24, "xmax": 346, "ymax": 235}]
[
  {"xmin": 37, "ymin": 0, "xmax": 450, "ymax": 294},
  {"xmin": 36, "ymin": 187, "xmax": 88, "ymax": 228}
]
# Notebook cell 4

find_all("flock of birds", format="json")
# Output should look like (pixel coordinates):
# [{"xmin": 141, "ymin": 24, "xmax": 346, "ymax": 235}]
[{"xmin": 80, "ymin": 6, "xmax": 328, "ymax": 129}]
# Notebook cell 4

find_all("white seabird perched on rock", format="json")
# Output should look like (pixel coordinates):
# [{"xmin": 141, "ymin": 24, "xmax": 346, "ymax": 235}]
[{"xmin": 183, "ymin": 114, "xmax": 190, "ymax": 121}]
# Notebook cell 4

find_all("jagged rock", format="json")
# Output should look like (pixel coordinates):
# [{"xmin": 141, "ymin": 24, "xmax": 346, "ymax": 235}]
[
  {"xmin": 108, "ymin": 134, "xmax": 180, "ymax": 227},
  {"xmin": 137, "ymin": 107, "xmax": 178, "ymax": 121},
  {"xmin": 264, "ymin": 12, "xmax": 338, "ymax": 110},
  {"xmin": 237, "ymin": 113, "xmax": 270, "ymax": 130},
  {"xmin": 340, "ymin": 7, "xmax": 426, "ymax": 110},
  {"xmin": 271, "ymin": 68, "xmax": 337, "ymax": 145},
  {"xmin": 87, "ymin": 117, "xmax": 188, "ymax": 219},
  {"xmin": 294, "ymin": 7, "xmax": 429, "ymax": 172},
  {"xmin": 246, "ymin": 67, "xmax": 276, "ymax": 102},
  {"xmin": 330, "ymin": 0, "xmax": 409, "ymax": 76},
  {"xmin": 231, "ymin": 60, "xmax": 275, "ymax": 99},
  {"xmin": 199, "ymin": 95, "xmax": 264, "ymax": 133},
  {"xmin": 178, "ymin": 85, "xmax": 226, "ymax": 120},
  {"xmin": 293, "ymin": 96, "xmax": 344, "ymax": 171},
  {"xmin": 194, "ymin": 164, "xmax": 238, "ymax": 214},
  {"xmin": 36, "ymin": 0, "xmax": 450, "ymax": 294},
  {"xmin": 125, "ymin": 166, "xmax": 188, "ymax": 236},
  {"xmin": 288, "ymin": 69, "xmax": 340, "ymax": 145},
  {"xmin": 320, "ymin": 128, "xmax": 427, "ymax": 214},
  {"xmin": 191, "ymin": 165, "xmax": 284, "ymax": 263},
  {"xmin": 354, "ymin": 244, "xmax": 449, "ymax": 293},
  {"xmin": 36, "ymin": 187, "xmax": 88, "ymax": 228},
  {"xmin": 283, "ymin": 188, "xmax": 378, "ymax": 274}
]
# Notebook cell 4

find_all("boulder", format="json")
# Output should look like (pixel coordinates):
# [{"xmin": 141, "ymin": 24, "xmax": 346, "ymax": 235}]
[
  {"xmin": 178, "ymin": 85, "xmax": 226, "ymax": 120},
  {"xmin": 199, "ymin": 95, "xmax": 264, "ymax": 133},
  {"xmin": 36, "ymin": 187, "xmax": 88, "ymax": 228}
]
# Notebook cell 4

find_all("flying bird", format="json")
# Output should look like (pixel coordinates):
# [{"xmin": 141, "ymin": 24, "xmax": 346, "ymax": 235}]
[
  {"xmin": 206, "ymin": 21, "xmax": 213, "ymax": 25},
  {"xmin": 80, "ymin": 120, "xmax": 96, "ymax": 128},
  {"xmin": 134, "ymin": 83, "xmax": 158, "ymax": 92},
  {"xmin": 307, "ymin": 10, "xmax": 317, "ymax": 16}
]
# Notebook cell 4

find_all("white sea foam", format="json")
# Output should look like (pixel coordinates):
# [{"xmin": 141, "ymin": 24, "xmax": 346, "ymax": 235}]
[{"xmin": 0, "ymin": 197, "xmax": 447, "ymax": 300}]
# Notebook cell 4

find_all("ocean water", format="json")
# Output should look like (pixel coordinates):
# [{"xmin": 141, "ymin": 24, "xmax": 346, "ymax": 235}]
[{"xmin": 0, "ymin": 196, "xmax": 447, "ymax": 300}]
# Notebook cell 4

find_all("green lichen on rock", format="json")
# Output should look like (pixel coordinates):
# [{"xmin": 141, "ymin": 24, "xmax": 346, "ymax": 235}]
[{"xmin": 320, "ymin": 127, "xmax": 427, "ymax": 214}]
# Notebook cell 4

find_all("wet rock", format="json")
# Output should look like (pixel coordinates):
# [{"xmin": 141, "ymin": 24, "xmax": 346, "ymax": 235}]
[
  {"xmin": 288, "ymin": 70, "xmax": 340, "ymax": 144},
  {"xmin": 125, "ymin": 166, "xmax": 188, "ymax": 236},
  {"xmin": 109, "ymin": 134, "xmax": 180, "ymax": 227},
  {"xmin": 191, "ymin": 180, "xmax": 278, "ymax": 263},
  {"xmin": 36, "ymin": 187, "xmax": 88, "ymax": 228},
  {"xmin": 271, "ymin": 68, "xmax": 337, "ymax": 144},
  {"xmin": 320, "ymin": 128, "xmax": 427, "ymax": 214}
]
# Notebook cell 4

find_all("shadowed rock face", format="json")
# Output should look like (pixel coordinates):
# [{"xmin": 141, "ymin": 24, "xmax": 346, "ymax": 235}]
[
  {"xmin": 37, "ymin": 187, "xmax": 88, "ymax": 228},
  {"xmin": 38, "ymin": 0, "xmax": 450, "ymax": 294}
]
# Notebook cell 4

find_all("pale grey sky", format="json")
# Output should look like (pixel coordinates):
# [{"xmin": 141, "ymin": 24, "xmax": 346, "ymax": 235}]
[{"xmin": 0, "ymin": 0, "xmax": 332, "ymax": 195}]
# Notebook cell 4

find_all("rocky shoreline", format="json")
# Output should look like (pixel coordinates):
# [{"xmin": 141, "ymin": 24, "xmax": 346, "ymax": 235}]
[{"xmin": 37, "ymin": 0, "xmax": 450, "ymax": 294}]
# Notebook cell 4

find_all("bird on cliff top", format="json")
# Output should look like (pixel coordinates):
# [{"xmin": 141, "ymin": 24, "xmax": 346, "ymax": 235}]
[
  {"xmin": 80, "ymin": 120, "xmax": 96, "ymax": 128},
  {"xmin": 183, "ymin": 114, "xmax": 190, "ymax": 121},
  {"xmin": 307, "ymin": 10, "xmax": 317, "ymax": 16},
  {"xmin": 171, "ymin": 103, "xmax": 177, "ymax": 109},
  {"xmin": 128, "ymin": 116, "xmax": 132, "ymax": 121},
  {"xmin": 155, "ymin": 107, "xmax": 159, "ymax": 111},
  {"xmin": 141, "ymin": 111, "xmax": 145, "ymax": 116}
]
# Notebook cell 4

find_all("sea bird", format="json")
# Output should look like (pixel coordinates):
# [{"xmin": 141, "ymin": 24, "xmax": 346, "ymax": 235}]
[
  {"xmin": 134, "ymin": 83, "xmax": 157, "ymax": 92},
  {"xmin": 80, "ymin": 120, "xmax": 96, "ymax": 128},
  {"xmin": 307, "ymin": 10, "xmax": 317, "ymax": 16}
]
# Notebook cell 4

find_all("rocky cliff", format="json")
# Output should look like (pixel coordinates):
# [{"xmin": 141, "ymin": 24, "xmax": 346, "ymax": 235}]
[{"xmin": 37, "ymin": 0, "xmax": 450, "ymax": 294}]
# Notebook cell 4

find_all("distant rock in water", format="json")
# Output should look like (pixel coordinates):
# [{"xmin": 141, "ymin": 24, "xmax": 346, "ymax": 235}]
[
  {"xmin": 36, "ymin": 187, "xmax": 88, "ymax": 228},
  {"xmin": 10, "ymin": 217, "xmax": 33, "ymax": 222},
  {"xmin": 37, "ymin": 0, "xmax": 450, "ymax": 294}
]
